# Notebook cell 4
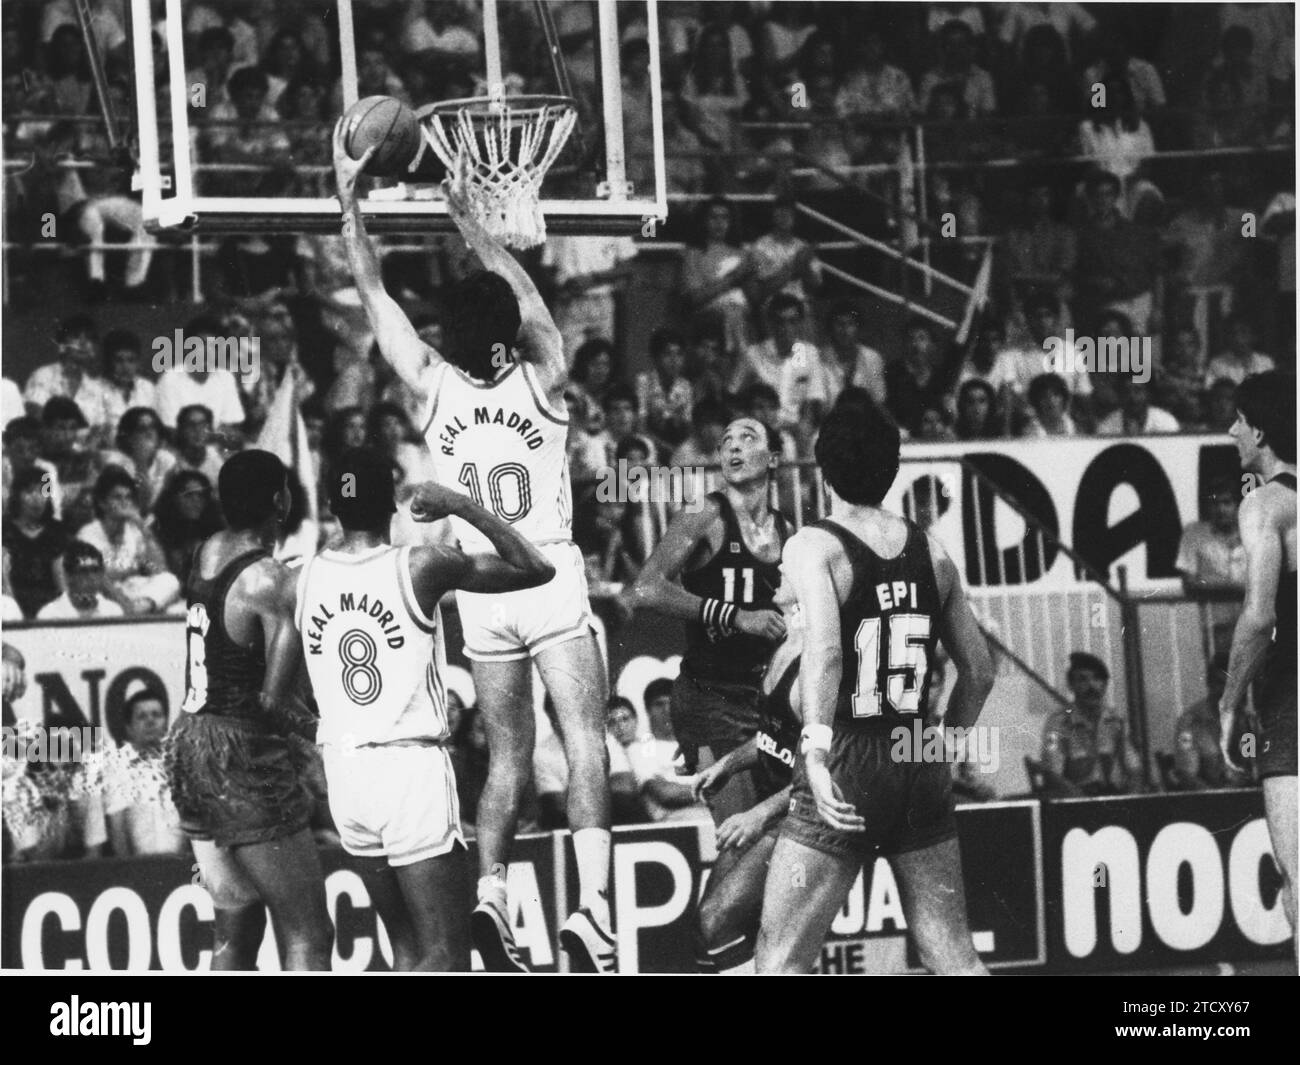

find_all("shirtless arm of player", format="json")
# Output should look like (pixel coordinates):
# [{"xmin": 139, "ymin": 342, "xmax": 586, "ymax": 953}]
[
  {"xmin": 333, "ymin": 122, "xmax": 440, "ymax": 404},
  {"xmin": 629, "ymin": 501, "xmax": 785, "ymax": 640},
  {"xmin": 408, "ymin": 481, "xmax": 556, "ymax": 600},
  {"xmin": 929, "ymin": 534, "xmax": 996, "ymax": 731},
  {"xmin": 785, "ymin": 528, "xmax": 864, "ymax": 832},
  {"xmin": 1219, "ymin": 490, "xmax": 1282, "ymax": 767},
  {"xmin": 442, "ymin": 155, "xmax": 566, "ymax": 395}
]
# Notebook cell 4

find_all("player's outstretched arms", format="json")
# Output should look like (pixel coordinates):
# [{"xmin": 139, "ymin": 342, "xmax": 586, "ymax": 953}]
[
  {"xmin": 929, "ymin": 534, "xmax": 995, "ymax": 731},
  {"xmin": 1219, "ymin": 491, "xmax": 1282, "ymax": 758},
  {"xmin": 245, "ymin": 560, "xmax": 306, "ymax": 716},
  {"xmin": 333, "ymin": 120, "xmax": 441, "ymax": 402},
  {"xmin": 409, "ymin": 482, "xmax": 556, "ymax": 599},
  {"xmin": 442, "ymin": 156, "xmax": 564, "ymax": 387}
]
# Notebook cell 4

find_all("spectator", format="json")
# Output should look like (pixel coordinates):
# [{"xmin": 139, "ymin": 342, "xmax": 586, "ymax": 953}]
[
  {"xmin": 1095, "ymin": 377, "xmax": 1180, "ymax": 435},
  {"xmin": 75, "ymin": 467, "xmax": 181, "ymax": 615},
  {"xmin": 579, "ymin": 497, "xmax": 642, "ymax": 590},
  {"xmin": 368, "ymin": 401, "xmax": 435, "ymax": 497},
  {"xmin": 240, "ymin": 308, "xmax": 315, "ymax": 434},
  {"xmin": 2, "ymin": 466, "xmax": 69, "ymax": 617},
  {"xmin": 598, "ymin": 383, "xmax": 655, "ymax": 465},
  {"xmin": 954, "ymin": 379, "xmax": 999, "ymax": 440},
  {"xmin": 1003, "ymin": 182, "xmax": 1076, "ymax": 313},
  {"xmin": 39, "ymin": 398, "xmax": 96, "ymax": 516},
  {"xmin": 834, "ymin": 29, "xmax": 917, "ymax": 118},
  {"xmin": 542, "ymin": 234, "xmax": 637, "ymax": 363},
  {"xmin": 915, "ymin": 402, "xmax": 956, "ymax": 442},
  {"xmin": 1023, "ymin": 373, "xmax": 1078, "ymax": 437},
  {"xmin": 1168, "ymin": 652, "xmax": 1253, "ymax": 790},
  {"xmin": 637, "ymin": 329, "xmax": 695, "ymax": 447},
  {"xmin": 688, "ymin": 323, "xmax": 736, "ymax": 407},
  {"xmin": 100, "ymin": 407, "xmax": 177, "ymax": 515},
  {"xmin": 44, "ymin": 23, "xmax": 92, "ymax": 114},
  {"xmin": 203, "ymin": 65, "xmax": 292, "ymax": 199},
  {"xmin": 569, "ymin": 338, "xmax": 618, "ymax": 435},
  {"xmin": 1012, "ymin": 25, "xmax": 1081, "ymax": 117},
  {"xmin": 612, "ymin": 682, "xmax": 709, "ymax": 823},
  {"xmin": 2, "ymin": 417, "xmax": 62, "ymax": 520},
  {"xmin": 259, "ymin": 29, "xmax": 315, "ymax": 112},
  {"xmin": 1077, "ymin": 79, "xmax": 1163, "ymax": 223},
  {"xmin": 154, "ymin": 316, "xmax": 247, "ymax": 435},
  {"xmin": 745, "ymin": 195, "xmax": 823, "ymax": 308},
  {"xmin": 819, "ymin": 301, "xmax": 887, "ymax": 410},
  {"xmin": 36, "ymin": 542, "xmax": 122, "ymax": 620},
  {"xmin": 1193, "ymin": 67, "xmax": 1268, "ymax": 150},
  {"xmin": 171, "ymin": 404, "xmax": 225, "ymax": 485},
  {"xmin": 919, "ymin": 19, "xmax": 996, "ymax": 117},
  {"xmin": 400, "ymin": 1, "xmax": 481, "ymax": 66},
  {"xmin": 757, "ymin": 2, "xmax": 817, "ymax": 106},
  {"xmin": 671, "ymin": 398, "xmax": 729, "ymax": 507},
  {"xmin": 1204, "ymin": 377, "xmax": 1239, "ymax": 433},
  {"xmin": 884, "ymin": 319, "xmax": 958, "ymax": 433},
  {"xmin": 187, "ymin": 26, "xmax": 235, "ymax": 113},
  {"xmin": 1081, "ymin": 25, "xmax": 1166, "ymax": 113},
  {"xmin": 83, "ymin": 331, "xmax": 156, "ymax": 444},
  {"xmin": 563, "ymin": 387, "xmax": 606, "ymax": 494},
  {"xmin": 1260, "ymin": 187, "xmax": 1297, "ymax": 362},
  {"xmin": 1035, "ymin": 652, "xmax": 1143, "ymax": 796},
  {"xmin": 2, "ymin": 725, "xmax": 106, "ymax": 861},
  {"xmin": 679, "ymin": 23, "xmax": 748, "ymax": 164},
  {"xmin": 1176, "ymin": 480, "xmax": 1246, "ymax": 648},
  {"xmin": 1162, "ymin": 170, "xmax": 1244, "ymax": 323},
  {"xmin": 1204, "ymin": 315, "xmax": 1276, "ymax": 387},
  {"xmin": 679, "ymin": 198, "xmax": 753, "ymax": 358},
  {"xmin": 101, "ymin": 689, "xmax": 185, "ymax": 856},
  {"xmin": 24, "ymin": 314, "xmax": 100, "ymax": 418},
  {"xmin": 1204, "ymin": 26, "xmax": 1270, "ymax": 110},
  {"xmin": 151, "ymin": 471, "xmax": 222, "ymax": 587},
  {"xmin": 1073, "ymin": 170, "xmax": 1162, "ymax": 335},
  {"xmin": 1156, "ymin": 325, "xmax": 1208, "ymax": 427},
  {"xmin": 321, "ymin": 406, "xmax": 369, "ymax": 480},
  {"xmin": 999, "ymin": 2, "xmax": 1095, "ymax": 63},
  {"xmin": 733, "ymin": 294, "xmax": 820, "ymax": 429}
]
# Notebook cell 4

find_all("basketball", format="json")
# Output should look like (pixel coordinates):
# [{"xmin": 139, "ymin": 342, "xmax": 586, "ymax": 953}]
[{"xmin": 340, "ymin": 95, "xmax": 421, "ymax": 177}]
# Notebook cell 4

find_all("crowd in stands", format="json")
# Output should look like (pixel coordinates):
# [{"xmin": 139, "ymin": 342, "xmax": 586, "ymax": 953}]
[{"xmin": 1, "ymin": 3, "xmax": 1291, "ymax": 855}]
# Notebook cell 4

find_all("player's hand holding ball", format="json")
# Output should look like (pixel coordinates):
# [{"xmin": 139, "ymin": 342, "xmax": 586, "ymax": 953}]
[{"xmin": 409, "ymin": 481, "xmax": 468, "ymax": 522}]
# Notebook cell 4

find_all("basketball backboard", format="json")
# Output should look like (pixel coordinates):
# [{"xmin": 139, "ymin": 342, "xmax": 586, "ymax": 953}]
[{"xmin": 130, "ymin": 0, "xmax": 667, "ymax": 234}]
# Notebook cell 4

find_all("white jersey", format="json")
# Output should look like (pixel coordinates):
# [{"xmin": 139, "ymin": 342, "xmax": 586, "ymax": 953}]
[
  {"xmin": 296, "ymin": 545, "xmax": 449, "ymax": 748},
  {"xmin": 422, "ymin": 360, "xmax": 572, "ymax": 553}
]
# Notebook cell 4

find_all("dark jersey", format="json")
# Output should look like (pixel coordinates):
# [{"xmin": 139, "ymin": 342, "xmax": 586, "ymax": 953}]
[
  {"xmin": 811, "ymin": 518, "xmax": 943, "ymax": 728},
  {"xmin": 681, "ymin": 492, "xmax": 791, "ymax": 686},
  {"xmin": 1268, "ymin": 472, "xmax": 1296, "ymax": 672},
  {"xmin": 180, "ymin": 548, "xmax": 270, "ymax": 720},
  {"xmin": 754, "ymin": 655, "xmax": 800, "ymax": 798}
]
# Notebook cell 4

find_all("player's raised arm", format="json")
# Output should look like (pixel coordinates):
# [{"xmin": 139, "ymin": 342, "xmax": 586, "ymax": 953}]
[
  {"xmin": 408, "ymin": 482, "xmax": 556, "ymax": 599},
  {"xmin": 333, "ymin": 120, "xmax": 440, "ymax": 402},
  {"xmin": 1219, "ymin": 491, "xmax": 1282, "ymax": 743},
  {"xmin": 928, "ymin": 534, "xmax": 996, "ymax": 730},
  {"xmin": 442, "ymin": 156, "xmax": 565, "ymax": 387}
]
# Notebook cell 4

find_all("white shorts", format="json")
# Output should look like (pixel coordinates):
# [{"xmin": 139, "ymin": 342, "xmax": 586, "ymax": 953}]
[
  {"xmin": 456, "ymin": 541, "xmax": 595, "ymax": 663},
  {"xmin": 321, "ymin": 744, "xmax": 464, "ymax": 867}
]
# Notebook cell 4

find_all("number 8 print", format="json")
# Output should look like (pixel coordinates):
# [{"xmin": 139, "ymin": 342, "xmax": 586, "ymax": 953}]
[{"xmin": 340, "ymin": 628, "xmax": 382, "ymax": 706}]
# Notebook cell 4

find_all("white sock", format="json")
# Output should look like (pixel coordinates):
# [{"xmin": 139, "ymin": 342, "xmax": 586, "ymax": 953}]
[
  {"xmin": 720, "ymin": 959, "xmax": 756, "ymax": 975},
  {"xmin": 572, "ymin": 827, "xmax": 611, "ymax": 924},
  {"xmin": 477, "ymin": 873, "xmax": 507, "ymax": 910}
]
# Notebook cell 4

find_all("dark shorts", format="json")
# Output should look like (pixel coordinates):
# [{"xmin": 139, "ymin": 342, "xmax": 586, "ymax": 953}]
[
  {"xmin": 166, "ymin": 712, "xmax": 314, "ymax": 847},
  {"xmin": 1256, "ymin": 665, "xmax": 1297, "ymax": 779},
  {"xmin": 780, "ymin": 725, "xmax": 957, "ymax": 862},
  {"xmin": 670, "ymin": 672, "xmax": 763, "ymax": 773}
]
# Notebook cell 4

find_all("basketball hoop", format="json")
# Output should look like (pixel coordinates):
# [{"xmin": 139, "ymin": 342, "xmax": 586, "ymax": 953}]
[{"xmin": 420, "ymin": 94, "xmax": 577, "ymax": 249}]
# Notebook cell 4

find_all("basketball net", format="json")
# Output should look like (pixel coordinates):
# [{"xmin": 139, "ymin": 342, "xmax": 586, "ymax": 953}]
[{"xmin": 423, "ymin": 96, "xmax": 577, "ymax": 249}]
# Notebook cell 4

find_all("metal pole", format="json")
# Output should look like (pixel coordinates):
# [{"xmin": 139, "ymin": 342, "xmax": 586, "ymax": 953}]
[
  {"xmin": 1117, "ymin": 566, "xmax": 1152, "ymax": 790},
  {"xmin": 595, "ymin": 0, "xmax": 627, "ymax": 200},
  {"xmin": 483, "ymin": 0, "xmax": 504, "ymax": 97},
  {"xmin": 338, "ymin": 0, "xmax": 358, "ymax": 110}
]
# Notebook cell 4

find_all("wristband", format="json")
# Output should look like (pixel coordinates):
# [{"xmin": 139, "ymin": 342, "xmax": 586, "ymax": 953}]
[
  {"xmin": 699, "ymin": 597, "xmax": 738, "ymax": 641},
  {"xmin": 800, "ymin": 724, "xmax": 832, "ymax": 754}
]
